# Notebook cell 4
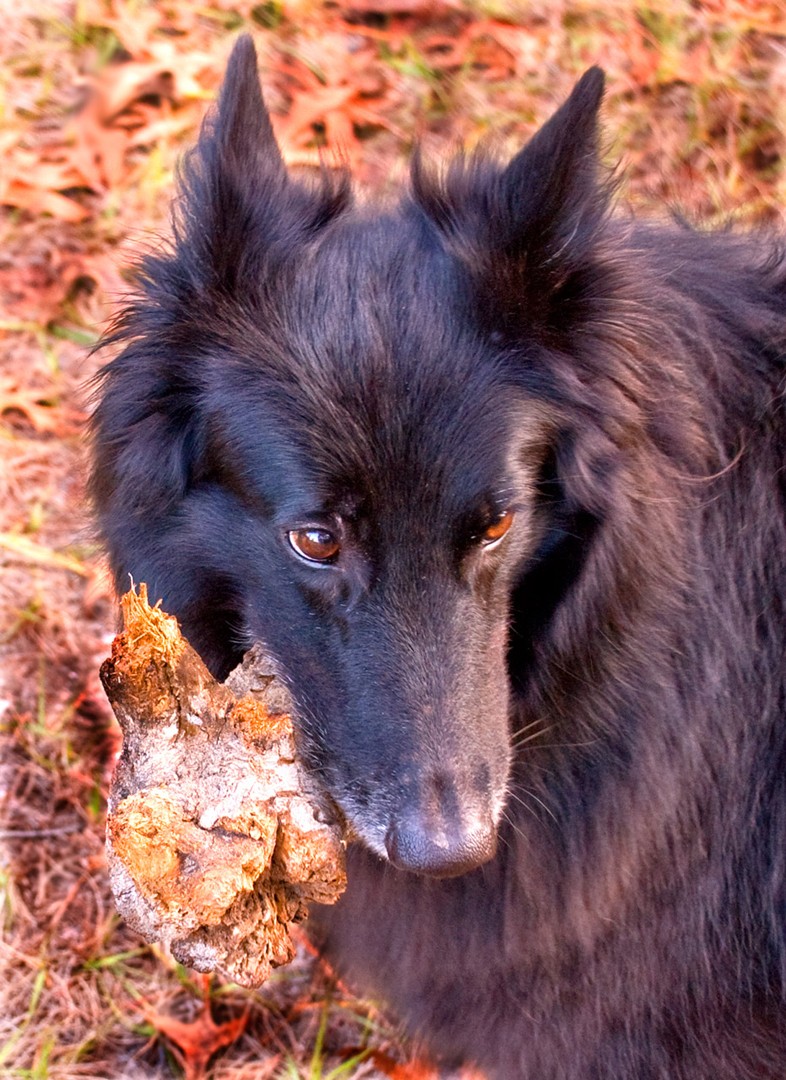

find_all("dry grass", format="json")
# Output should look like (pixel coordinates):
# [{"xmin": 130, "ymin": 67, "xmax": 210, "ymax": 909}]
[{"xmin": 1, "ymin": 1, "xmax": 784, "ymax": 1076}]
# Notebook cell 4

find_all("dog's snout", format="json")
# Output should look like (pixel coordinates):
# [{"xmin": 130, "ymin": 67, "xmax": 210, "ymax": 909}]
[
  {"xmin": 385, "ymin": 813, "xmax": 497, "ymax": 878},
  {"xmin": 384, "ymin": 770, "xmax": 498, "ymax": 877}
]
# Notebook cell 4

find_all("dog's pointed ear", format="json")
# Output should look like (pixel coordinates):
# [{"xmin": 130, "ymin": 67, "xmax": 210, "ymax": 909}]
[
  {"xmin": 497, "ymin": 66, "xmax": 605, "ymax": 265},
  {"xmin": 412, "ymin": 68, "xmax": 610, "ymax": 336},
  {"xmin": 174, "ymin": 34, "xmax": 287, "ymax": 289},
  {"xmin": 175, "ymin": 34, "xmax": 350, "ymax": 292},
  {"xmin": 209, "ymin": 34, "xmax": 284, "ymax": 179}
]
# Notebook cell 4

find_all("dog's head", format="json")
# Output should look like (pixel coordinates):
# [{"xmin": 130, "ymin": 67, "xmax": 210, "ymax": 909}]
[{"xmin": 93, "ymin": 38, "xmax": 619, "ymax": 877}]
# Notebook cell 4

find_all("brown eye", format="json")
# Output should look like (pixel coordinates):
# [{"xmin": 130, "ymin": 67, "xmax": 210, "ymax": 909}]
[
  {"xmin": 480, "ymin": 510, "xmax": 514, "ymax": 549},
  {"xmin": 288, "ymin": 528, "xmax": 340, "ymax": 564}
]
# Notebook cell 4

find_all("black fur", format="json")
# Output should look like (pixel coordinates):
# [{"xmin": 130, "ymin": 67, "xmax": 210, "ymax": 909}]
[{"xmin": 91, "ymin": 36, "xmax": 786, "ymax": 1077}]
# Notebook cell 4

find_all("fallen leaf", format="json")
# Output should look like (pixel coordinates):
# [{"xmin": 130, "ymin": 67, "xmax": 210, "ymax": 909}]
[
  {"xmin": 0, "ymin": 377, "xmax": 86, "ymax": 436},
  {"xmin": 65, "ymin": 100, "xmax": 131, "ymax": 191},
  {"xmin": 367, "ymin": 1050, "xmax": 440, "ymax": 1078},
  {"xmin": 0, "ymin": 181, "xmax": 90, "ymax": 223},
  {"xmin": 276, "ymin": 84, "xmax": 359, "ymax": 148},
  {"xmin": 0, "ymin": 249, "xmax": 92, "ymax": 325},
  {"xmin": 367, "ymin": 1049, "xmax": 487, "ymax": 1078},
  {"xmin": 272, "ymin": 48, "xmax": 398, "ymax": 165},
  {"xmin": 126, "ymin": 106, "xmax": 198, "ymax": 151},
  {"xmin": 97, "ymin": 61, "xmax": 177, "ymax": 122},
  {"xmin": 0, "ymin": 144, "xmax": 92, "ymax": 222},
  {"xmin": 141, "ymin": 999, "xmax": 249, "ymax": 1080}
]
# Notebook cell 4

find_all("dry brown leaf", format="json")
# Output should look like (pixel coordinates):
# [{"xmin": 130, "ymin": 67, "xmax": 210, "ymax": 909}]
[
  {"xmin": 141, "ymin": 999, "xmax": 249, "ymax": 1080},
  {"xmin": 370, "ymin": 1056, "xmax": 487, "ymax": 1079},
  {"xmin": 0, "ymin": 376, "xmax": 86, "ymax": 436},
  {"xmin": 0, "ymin": 249, "xmax": 92, "ymax": 323},
  {"xmin": 97, "ymin": 62, "xmax": 177, "ymax": 122},
  {"xmin": 0, "ymin": 37, "xmax": 208, "ymax": 224},
  {"xmin": 0, "ymin": 181, "xmax": 90, "ymax": 223},
  {"xmin": 367, "ymin": 1050, "xmax": 441, "ymax": 1078},
  {"xmin": 272, "ymin": 46, "xmax": 396, "ymax": 163},
  {"xmin": 0, "ymin": 143, "xmax": 92, "ymax": 221},
  {"xmin": 65, "ymin": 101, "xmax": 131, "ymax": 191},
  {"xmin": 126, "ymin": 106, "xmax": 198, "ymax": 151},
  {"xmin": 423, "ymin": 19, "xmax": 517, "ymax": 76},
  {"xmin": 276, "ymin": 84, "xmax": 359, "ymax": 149},
  {"xmin": 1, "ymin": 153, "xmax": 83, "ymax": 194}
]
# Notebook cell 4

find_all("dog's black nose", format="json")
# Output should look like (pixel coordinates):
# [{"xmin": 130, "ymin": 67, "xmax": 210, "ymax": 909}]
[{"xmin": 385, "ymin": 815, "xmax": 497, "ymax": 878}]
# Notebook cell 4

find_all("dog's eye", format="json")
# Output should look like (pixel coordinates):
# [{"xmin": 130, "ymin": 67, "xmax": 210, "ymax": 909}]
[
  {"xmin": 288, "ymin": 528, "xmax": 340, "ymax": 565},
  {"xmin": 480, "ymin": 511, "xmax": 514, "ymax": 550}
]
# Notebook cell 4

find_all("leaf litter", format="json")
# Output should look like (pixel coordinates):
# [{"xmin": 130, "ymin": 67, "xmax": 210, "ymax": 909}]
[{"xmin": 0, "ymin": 0, "xmax": 783, "ymax": 1077}]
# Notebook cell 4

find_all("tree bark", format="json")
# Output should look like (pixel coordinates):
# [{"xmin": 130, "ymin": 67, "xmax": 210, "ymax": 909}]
[{"xmin": 101, "ymin": 584, "xmax": 346, "ymax": 987}]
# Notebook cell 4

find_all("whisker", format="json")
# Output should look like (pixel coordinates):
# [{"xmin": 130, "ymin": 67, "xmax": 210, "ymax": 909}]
[
  {"xmin": 512, "ymin": 724, "xmax": 554, "ymax": 749},
  {"xmin": 509, "ymin": 716, "xmax": 544, "ymax": 741},
  {"xmin": 507, "ymin": 788, "xmax": 558, "ymax": 825},
  {"xmin": 534, "ymin": 738, "xmax": 601, "ymax": 751},
  {"xmin": 501, "ymin": 810, "xmax": 529, "ymax": 845}
]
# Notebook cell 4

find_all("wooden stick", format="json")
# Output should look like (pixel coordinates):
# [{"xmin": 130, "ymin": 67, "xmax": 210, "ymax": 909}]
[{"xmin": 101, "ymin": 584, "xmax": 346, "ymax": 987}]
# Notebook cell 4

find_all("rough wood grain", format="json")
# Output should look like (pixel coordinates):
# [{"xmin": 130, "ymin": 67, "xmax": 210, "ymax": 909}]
[{"xmin": 101, "ymin": 585, "xmax": 346, "ymax": 987}]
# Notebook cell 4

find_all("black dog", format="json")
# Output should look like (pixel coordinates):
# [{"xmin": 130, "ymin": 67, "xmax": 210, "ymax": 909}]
[{"xmin": 91, "ymin": 36, "xmax": 786, "ymax": 1078}]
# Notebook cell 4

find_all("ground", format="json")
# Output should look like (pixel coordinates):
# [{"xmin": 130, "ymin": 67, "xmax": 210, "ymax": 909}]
[{"xmin": 0, "ymin": 1, "xmax": 784, "ymax": 1077}]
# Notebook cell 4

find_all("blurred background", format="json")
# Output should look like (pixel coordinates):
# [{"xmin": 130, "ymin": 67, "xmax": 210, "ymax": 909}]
[{"xmin": 1, "ymin": 1, "xmax": 784, "ymax": 1076}]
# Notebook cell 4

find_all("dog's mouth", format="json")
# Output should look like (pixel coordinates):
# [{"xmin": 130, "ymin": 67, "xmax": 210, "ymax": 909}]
[{"xmin": 266, "ymin": 644, "xmax": 511, "ymax": 879}]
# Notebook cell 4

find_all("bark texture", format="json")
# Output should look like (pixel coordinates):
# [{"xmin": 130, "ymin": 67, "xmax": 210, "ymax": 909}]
[{"xmin": 101, "ymin": 585, "xmax": 346, "ymax": 987}]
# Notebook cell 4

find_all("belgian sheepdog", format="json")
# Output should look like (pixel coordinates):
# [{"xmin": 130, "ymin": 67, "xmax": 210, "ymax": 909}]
[{"xmin": 91, "ymin": 36, "xmax": 786, "ymax": 1078}]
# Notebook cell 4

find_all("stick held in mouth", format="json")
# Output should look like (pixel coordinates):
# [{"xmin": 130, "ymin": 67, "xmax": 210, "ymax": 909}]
[{"xmin": 101, "ymin": 584, "xmax": 347, "ymax": 987}]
